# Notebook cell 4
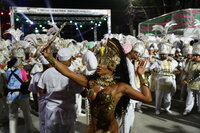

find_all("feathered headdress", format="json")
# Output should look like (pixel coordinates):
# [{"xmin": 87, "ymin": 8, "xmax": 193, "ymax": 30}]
[{"xmin": 97, "ymin": 38, "xmax": 121, "ymax": 71}]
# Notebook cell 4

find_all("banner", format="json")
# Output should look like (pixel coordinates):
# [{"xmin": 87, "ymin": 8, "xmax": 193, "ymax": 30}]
[{"xmin": 11, "ymin": 7, "xmax": 110, "ymax": 16}]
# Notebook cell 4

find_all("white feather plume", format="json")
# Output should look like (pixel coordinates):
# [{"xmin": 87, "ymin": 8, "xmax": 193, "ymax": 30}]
[
  {"xmin": 4, "ymin": 28, "xmax": 24, "ymax": 42},
  {"xmin": 152, "ymin": 25, "xmax": 164, "ymax": 34},
  {"xmin": 164, "ymin": 20, "xmax": 177, "ymax": 34},
  {"xmin": 152, "ymin": 21, "xmax": 177, "ymax": 35},
  {"xmin": 47, "ymin": 23, "xmax": 59, "ymax": 36}
]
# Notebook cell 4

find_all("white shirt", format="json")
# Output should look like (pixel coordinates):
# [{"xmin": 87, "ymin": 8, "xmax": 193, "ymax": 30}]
[
  {"xmin": 28, "ymin": 72, "xmax": 43, "ymax": 94},
  {"xmin": 37, "ymin": 67, "xmax": 84, "ymax": 111}
]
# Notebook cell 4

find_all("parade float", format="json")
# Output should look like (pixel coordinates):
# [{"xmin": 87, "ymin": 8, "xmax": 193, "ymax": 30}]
[{"xmin": 139, "ymin": 8, "xmax": 200, "ymax": 35}]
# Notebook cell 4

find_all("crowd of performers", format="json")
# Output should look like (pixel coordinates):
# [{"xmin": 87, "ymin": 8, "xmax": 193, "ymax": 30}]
[{"xmin": 0, "ymin": 24, "xmax": 200, "ymax": 133}]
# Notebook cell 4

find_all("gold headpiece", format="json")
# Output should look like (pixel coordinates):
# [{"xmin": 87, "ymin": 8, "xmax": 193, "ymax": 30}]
[{"xmin": 97, "ymin": 38, "xmax": 121, "ymax": 71}]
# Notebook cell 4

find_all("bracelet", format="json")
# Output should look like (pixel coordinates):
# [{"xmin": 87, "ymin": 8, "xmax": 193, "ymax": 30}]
[
  {"xmin": 46, "ymin": 56, "xmax": 56, "ymax": 67},
  {"xmin": 139, "ymin": 75, "xmax": 149, "ymax": 87},
  {"xmin": 141, "ymin": 82, "xmax": 148, "ymax": 87}
]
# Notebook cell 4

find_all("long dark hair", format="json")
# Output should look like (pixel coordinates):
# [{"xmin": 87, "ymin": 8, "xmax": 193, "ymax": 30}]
[
  {"xmin": 87, "ymin": 38, "xmax": 131, "ymax": 119},
  {"xmin": 110, "ymin": 38, "xmax": 130, "ymax": 118}
]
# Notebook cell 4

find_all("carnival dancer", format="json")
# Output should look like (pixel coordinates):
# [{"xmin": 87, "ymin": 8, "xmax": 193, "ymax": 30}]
[
  {"xmin": 182, "ymin": 43, "xmax": 200, "ymax": 115},
  {"xmin": 42, "ymin": 38, "xmax": 152, "ymax": 133},
  {"xmin": 150, "ymin": 42, "xmax": 178, "ymax": 115},
  {"xmin": 38, "ymin": 48, "xmax": 84, "ymax": 133}
]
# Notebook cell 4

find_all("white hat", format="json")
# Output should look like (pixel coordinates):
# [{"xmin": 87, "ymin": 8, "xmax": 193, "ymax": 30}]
[
  {"xmin": 170, "ymin": 48, "xmax": 176, "ymax": 55},
  {"xmin": 192, "ymin": 43, "xmax": 200, "ymax": 55},
  {"xmin": 39, "ymin": 55, "xmax": 49, "ymax": 65},
  {"xmin": 132, "ymin": 42, "xmax": 145, "ymax": 56},
  {"xmin": 183, "ymin": 46, "xmax": 193, "ymax": 56},
  {"xmin": 142, "ymin": 49, "xmax": 149, "ymax": 58},
  {"xmin": 12, "ymin": 48, "xmax": 25, "ymax": 59},
  {"xmin": 57, "ymin": 48, "xmax": 72, "ymax": 61},
  {"xmin": 159, "ymin": 43, "xmax": 171, "ymax": 54},
  {"xmin": 30, "ymin": 63, "xmax": 43, "ymax": 75},
  {"xmin": 176, "ymin": 48, "xmax": 181, "ymax": 52},
  {"xmin": 153, "ymin": 43, "xmax": 158, "ymax": 50}
]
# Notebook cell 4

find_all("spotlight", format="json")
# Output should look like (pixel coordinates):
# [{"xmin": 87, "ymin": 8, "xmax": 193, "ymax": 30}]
[{"xmin": 0, "ymin": 12, "xmax": 4, "ymax": 15}]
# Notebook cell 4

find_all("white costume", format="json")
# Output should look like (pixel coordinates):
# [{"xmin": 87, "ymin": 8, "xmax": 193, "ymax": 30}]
[
  {"xmin": 150, "ymin": 43, "xmax": 178, "ymax": 114},
  {"xmin": 38, "ymin": 48, "xmax": 84, "ymax": 133},
  {"xmin": 150, "ymin": 57, "xmax": 178, "ymax": 114},
  {"xmin": 29, "ymin": 72, "xmax": 45, "ymax": 133},
  {"xmin": 183, "ymin": 44, "xmax": 200, "ymax": 115},
  {"xmin": 123, "ymin": 58, "xmax": 137, "ymax": 133}
]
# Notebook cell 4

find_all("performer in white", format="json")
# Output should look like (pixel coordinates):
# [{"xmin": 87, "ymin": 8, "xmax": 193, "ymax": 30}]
[
  {"xmin": 28, "ymin": 55, "xmax": 50, "ymax": 133},
  {"xmin": 82, "ymin": 41, "xmax": 98, "ymax": 76},
  {"xmin": 119, "ymin": 42, "xmax": 146, "ymax": 133},
  {"xmin": 182, "ymin": 43, "xmax": 200, "ymax": 115},
  {"xmin": 180, "ymin": 46, "xmax": 193, "ymax": 101},
  {"xmin": 150, "ymin": 43, "xmax": 178, "ymax": 115},
  {"xmin": 38, "ymin": 48, "xmax": 84, "ymax": 133}
]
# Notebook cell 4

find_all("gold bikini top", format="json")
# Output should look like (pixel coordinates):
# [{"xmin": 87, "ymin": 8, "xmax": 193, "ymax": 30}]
[{"xmin": 88, "ymin": 88, "xmax": 116, "ymax": 130}]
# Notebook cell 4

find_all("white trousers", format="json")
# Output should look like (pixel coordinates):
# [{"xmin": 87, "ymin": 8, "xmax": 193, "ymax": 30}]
[
  {"xmin": 75, "ymin": 94, "xmax": 82, "ymax": 115},
  {"xmin": 155, "ymin": 89, "xmax": 172, "ymax": 111},
  {"xmin": 118, "ymin": 103, "xmax": 135, "ymax": 133},
  {"xmin": 185, "ymin": 88, "xmax": 200, "ymax": 112},
  {"xmin": 38, "ymin": 95, "xmax": 46, "ymax": 133},
  {"xmin": 7, "ymin": 98, "xmax": 34, "ymax": 133},
  {"xmin": 45, "ymin": 107, "xmax": 76, "ymax": 133}
]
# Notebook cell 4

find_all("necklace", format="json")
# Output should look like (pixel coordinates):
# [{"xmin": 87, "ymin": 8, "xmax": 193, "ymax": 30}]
[{"xmin": 93, "ymin": 75, "xmax": 117, "ymax": 87}]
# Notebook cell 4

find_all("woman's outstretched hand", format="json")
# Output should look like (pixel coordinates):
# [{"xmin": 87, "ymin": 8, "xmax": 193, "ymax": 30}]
[
  {"xmin": 41, "ymin": 46, "xmax": 51, "ymax": 58},
  {"xmin": 137, "ymin": 60, "xmax": 147, "ymax": 75}
]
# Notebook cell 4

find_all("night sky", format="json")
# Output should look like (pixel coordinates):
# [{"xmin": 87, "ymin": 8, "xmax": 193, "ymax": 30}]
[
  {"xmin": 2, "ymin": 0, "xmax": 129, "ymax": 30},
  {"xmin": 1, "ymin": 0, "xmax": 130, "ymax": 41}
]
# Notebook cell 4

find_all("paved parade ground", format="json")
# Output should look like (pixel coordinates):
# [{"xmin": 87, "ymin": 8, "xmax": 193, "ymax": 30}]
[{"xmin": 0, "ymin": 98, "xmax": 200, "ymax": 133}]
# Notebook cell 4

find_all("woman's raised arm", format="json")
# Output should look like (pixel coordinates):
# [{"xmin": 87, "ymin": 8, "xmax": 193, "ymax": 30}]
[
  {"xmin": 42, "ymin": 48, "xmax": 88, "ymax": 87},
  {"xmin": 122, "ymin": 60, "xmax": 152, "ymax": 102},
  {"xmin": 123, "ymin": 75, "xmax": 152, "ymax": 102}
]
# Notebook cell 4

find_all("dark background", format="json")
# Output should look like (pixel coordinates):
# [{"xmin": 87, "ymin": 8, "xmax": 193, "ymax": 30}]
[{"xmin": 1, "ymin": 0, "xmax": 200, "ymax": 41}]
